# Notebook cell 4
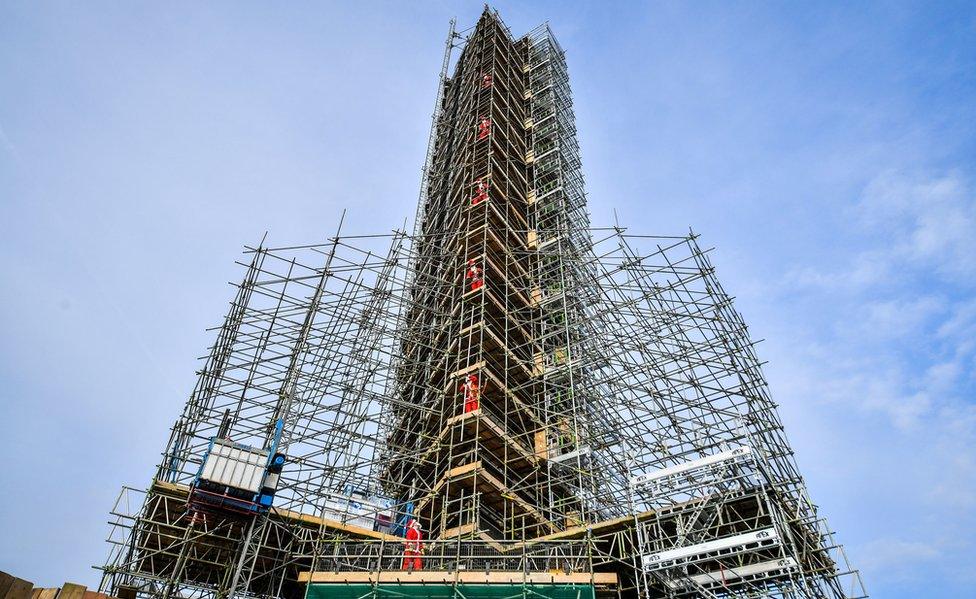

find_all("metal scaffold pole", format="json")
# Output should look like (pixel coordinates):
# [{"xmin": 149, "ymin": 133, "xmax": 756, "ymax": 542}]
[{"xmin": 98, "ymin": 8, "xmax": 865, "ymax": 599}]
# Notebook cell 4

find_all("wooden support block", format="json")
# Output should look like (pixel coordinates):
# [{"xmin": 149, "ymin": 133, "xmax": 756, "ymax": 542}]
[
  {"xmin": 57, "ymin": 583, "xmax": 86, "ymax": 599},
  {"xmin": 35, "ymin": 589, "xmax": 57, "ymax": 599},
  {"xmin": 0, "ymin": 574, "xmax": 15, "ymax": 599},
  {"xmin": 438, "ymin": 522, "xmax": 478, "ymax": 540},
  {"xmin": 115, "ymin": 587, "xmax": 137, "ymax": 599},
  {"xmin": 534, "ymin": 429, "xmax": 548, "ymax": 459},
  {"xmin": 449, "ymin": 361, "xmax": 485, "ymax": 381},
  {"xmin": 446, "ymin": 460, "xmax": 480, "ymax": 480},
  {"xmin": 530, "ymin": 286, "xmax": 543, "ymax": 306},
  {"xmin": 3, "ymin": 578, "xmax": 32, "ymax": 599}
]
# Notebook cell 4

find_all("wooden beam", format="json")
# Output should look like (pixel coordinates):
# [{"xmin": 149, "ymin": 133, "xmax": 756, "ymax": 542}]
[
  {"xmin": 56, "ymin": 584, "xmax": 86, "ymax": 599},
  {"xmin": 415, "ymin": 460, "xmax": 481, "ymax": 513},
  {"xmin": 149, "ymin": 480, "xmax": 400, "ymax": 541},
  {"xmin": 1, "ymin": 578, "xmax": 31, "ymax": 599},
  {"xmin": 0, "ymin": 573, "xmax": 15, "ymax": 599},
  {"xmin": 437, "ymin": 522, "xmax": 478, "ymax": 540},
  {"xmin": 299, "ymin": 570, "xmax": 617, "ymax": 586}
]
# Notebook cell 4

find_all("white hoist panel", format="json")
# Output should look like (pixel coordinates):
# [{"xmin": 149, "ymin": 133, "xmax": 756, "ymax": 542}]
[
  {"xmin": 630, "ymin": 445, "xmax": 752, "ymax": 488},
  {"xmin": 549, "ymin": 445, "xmax": 592, "ymax": 464},
  {"xmin": 642, "ymin": 527, "xmax": 779, "ymax": 569},
  {"xmin": 668, "ymin": 557, "xmax": 799, "ymax": 589},
  {"xmin": 200, "ymin": 440, "xmax": 268, "ymax": 494}
]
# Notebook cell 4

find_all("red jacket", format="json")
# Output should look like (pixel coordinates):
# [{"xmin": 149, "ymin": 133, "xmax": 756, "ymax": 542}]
[{"xmin": 405, "ymin": 526, "xmax": 423, "ymax": 553}]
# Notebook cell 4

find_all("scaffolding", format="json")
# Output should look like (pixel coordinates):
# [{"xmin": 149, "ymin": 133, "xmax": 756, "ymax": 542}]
[{"xmin": 98, "ymin": 8, "xmax": 866, "ymax": 599}]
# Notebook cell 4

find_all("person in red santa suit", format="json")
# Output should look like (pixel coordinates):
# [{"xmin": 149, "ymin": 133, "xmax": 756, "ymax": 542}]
[
  {"xmin": 472, "ymin": 178, "xmax": 489, "ymax": 205},
  {"xmin": 477, "ymin": 117, "xmax": 491, "ymax": 140},
  {"xmin": 402, "ymin": 518, "xmax": 424, "ymax": 570},
  {"xmin": 466, "ymin": 259, "xmax": 483, "ymax": 292},
  {"xmin": 462, "ymin": 374, "xmax": 480, "ymax": 413}
]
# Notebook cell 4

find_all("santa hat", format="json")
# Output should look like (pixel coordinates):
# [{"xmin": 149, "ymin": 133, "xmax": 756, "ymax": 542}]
[{"xmin": 410, "ymin": 519, "xmax": 421, "ymax": 530}]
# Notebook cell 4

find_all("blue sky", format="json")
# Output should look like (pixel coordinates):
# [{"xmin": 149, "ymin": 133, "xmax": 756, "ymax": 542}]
[{"xmin": 1, "ymin": 2, "xmax": 974, "ymax": 597}]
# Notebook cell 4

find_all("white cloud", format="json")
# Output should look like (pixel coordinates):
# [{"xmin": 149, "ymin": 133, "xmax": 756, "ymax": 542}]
[
  {"xmin": 937, "ymin": 298, "xmax": 976, "ymax": 341},
  {"xmin": 857, "ymin": 538, "xmax": 940, "ymax": 581},
  {"xmin": 925, "ymin": 359, "xmax": 963, "ymax": 391},
  {"xmin": 859, "ymin": 295, "xmax": 945, "ymax": 340},
  {"xmin": 786, "ymin": 171, "xmax": 976, "ymax": 294},
  {"xmin": 858, "ymin": 171, "xmax": 976, "ymax": 280},
  {"xmin": 784, "ymin": 250, "xmax": 893, "ymax": 292},
  {"xmin": 821, "ymin": 365, "xmax": 933, "ymax": 430},
  {"xmin": 777, "ymin": 171, "xmax": 976, "ymax": 427},
  {"xmin": 764, "ymin": 170, "xmax": 976, "ymax": 588}
]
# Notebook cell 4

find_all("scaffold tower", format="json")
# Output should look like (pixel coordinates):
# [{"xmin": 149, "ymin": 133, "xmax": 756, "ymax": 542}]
[{"xmin": 98, "ymin": 8, "xmax": 866, "ymax": 599}]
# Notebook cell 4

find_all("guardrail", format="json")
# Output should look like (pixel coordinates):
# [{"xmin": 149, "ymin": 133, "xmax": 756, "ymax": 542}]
[{"xmin": 303, "ymin": 538, "xmax": 595, "ymax": 575}]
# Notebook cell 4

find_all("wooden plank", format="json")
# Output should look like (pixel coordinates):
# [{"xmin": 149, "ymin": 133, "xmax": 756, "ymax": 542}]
[
  {"xmin": 415, "ymin": 460, "xmax": 481, "ymax": 513},
  {"xmin": 0, "ymin": 573, "xmax": 16, "ymax": 599},
  {"xmin": 448, "ymin": 360, "xmax": 486, "ymax": 381},
  {"xmin": 521, "ymin": 493, "xmax": 769, "ymax": 550},
  {"xmin": 446, "ymin": 460, "xmax": 480, "ymax": 480},
  {"xmin": 481, "ymin": 225, "xmax": 530, "ymax": 278},
  {"xmin": 273, "ymin": 505, "xmax": 398, "ymax": 541},
  {"xmin": 57, "ymin": 583, "xmax": 86, "ymax": 599},
  {"xmin": 477, "ymin": 468, "xmax": 554, "ymax": 530},
  {"xmin": 35, "ymin": 589, "xmax": 58, "ymax": 599},
  {"xmin": 149, "ymin": 480, "xmax": 399, "ymax": 542},
  {"xmin": 417, "ymin": 462, "xmax": 503, "ymax": 518},
  {"xmin": 469, "ymin": 530, "xmax": 507, "ymax": 553},
  {"xmin": 4, "ymin": 579, "xmax": 33, "ymax": 599},
  {"xmin": 411, "ymin": 451, "xmax": 552, "ymax": 532},
  {"xmin": 483, "ymin": 254, "xmax": 532, "ymax": 308},
  {"xmin": 480, "ymin": 369, "xmax": 544, "ymax": 429},
  {"xmin": 410, "ymin": 409, "xmax": 537, "ymax": 483},
  {"xmin": 437, "ymin": 522, "xmax": 478, "ymax": 540},
  {"xmin": 300, "ymin": 570, "xmax": 617, "ymax": 586},
  {"xmin": 525, "ymin": 508, "xmax": 659, "ymax": 545},
  {"xmin": 116, "ymin": 586, "xmax": 137, "ymax": 599},
  {"xmin": 534, "ymin": 429, "xmax": 548, "ymax": 459},
  {"xmin": 477, "ymin": 412, "xmax": 536, "ymax": 465},
  {"xmin": 466, "ymin": 320, "xmax": 535, "ymax": 379}
]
